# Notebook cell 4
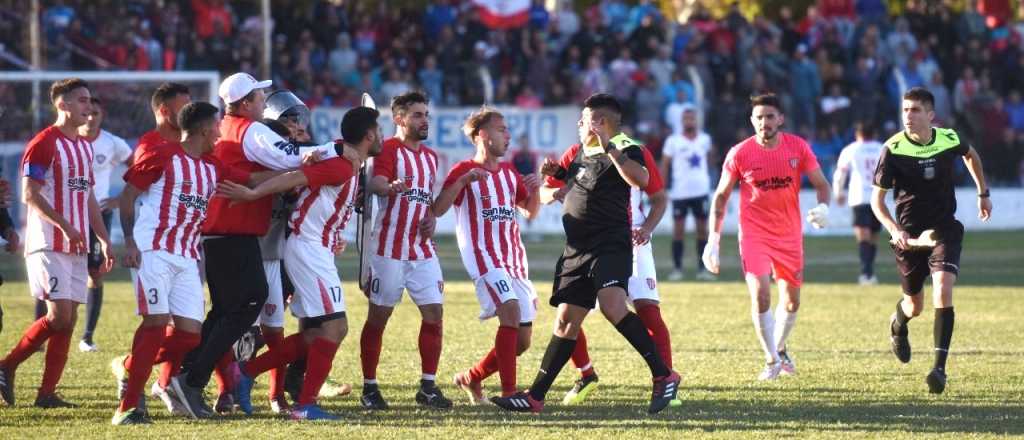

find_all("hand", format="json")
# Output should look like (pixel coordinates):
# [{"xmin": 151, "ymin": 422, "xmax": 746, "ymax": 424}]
[
  {"xmin": 835, "ymin": 192, "xmax": 847, "ymax": 207},
  {"xmin": 99, "ymin": 198, "xmax": 119, "ymax": 211},
  {"xmin": 301, "ymin": 148, "xmax": 324, "ymax": 166},
  {"xmin": 332, "ymin": 237, "xmax": 347, "ymax": 255},
  {"xmin": 702, "ymin": 232, "xmax": 721, "ymax": 274},
  {"xmin": 889, "ymin": 227, "xmax": 910, "ymax": 250},
  {"xmin": 418, "ymin": 212, "xmax": 436, "ymax": 238},
  {"xmin": 122, "ymin": 239, "xmax": 141, "ymax": 268},
  {"xmin": 522, "ymin": 173, "xmax": 541, "ymax": 192},
  {"xmin": 387, "ymin": 179, "xmax": 410, "ymax": 195},
  {"xmin": 461, "ymin": 168, "xmax": 488, "ymax": 185},
  {"xmin": 553, "ymin": 186, "xmax": 569, "ymax": 203},
  {"xmin": 590, "ymin": 120, "xmax": 612, "ymax": 151},
  {"xmin": 632, "ymin": 226, "xmax": 652, "ymax": 246},
  {"xmin": 805, "ymin": 203, "xmax": 829, "ymax": 229},
  {"xmin": 2, "ymin": 228, "xmax": 20, "ymax": 253},
  {"xmin": 61, "ymin": 224, "xmax": 87, "ymax": 254},
  {"xmin": 98, "ymin": 239, "xmax": 115, "ymax": 274},
  {"xmin": 540, "ymin": 158, "xmax": 562, "ymax": 177},
  {"xmin": 216, "ymin": 181, "xmax": 259, "ymax": 201},
  {"xmin": 978, "ymin": 196, "xmax": 992, "ymax": 221}
]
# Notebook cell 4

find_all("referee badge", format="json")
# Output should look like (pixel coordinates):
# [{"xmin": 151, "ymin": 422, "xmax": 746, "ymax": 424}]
[
  {"xmin": 923, "ymin": 166, "xmax": 935, "ymax": 180},
  {"xmin": 788, "ymin": 158, "xmax": 799, "ymax": 169}
]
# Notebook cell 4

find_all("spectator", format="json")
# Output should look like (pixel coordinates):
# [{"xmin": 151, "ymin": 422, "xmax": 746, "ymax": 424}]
[
  {"xmin": 790, "ymin": 44, "xmax": 823, "ymax": 133},
  {"xmin": 328, "ymin": 34, "xmax": 358, "ymax": 84},
  {"xmin": 1006, "ymin": 90, "xmax": 1024, "ymax": 133},
  {"xmin": 929, "ymin": 72, "xmax": 954, "ymax": 127},
  {"xmin": 192, "ymin": 0, "xmax": 232, "ymax": 40},
  {"xmin": 633, "ymin": 72, "xmax": 665, "ymax": 130},
  {"xmin": 954, "ymin": 66, "xmax": 980, "ymax": 117},
  {"xmin": 418, "ymin": 55, "xmax": 444, "ymax": 105},
  {"xmin": 515, "ymin": 85, "xmax": 543, "ymax": 109}
]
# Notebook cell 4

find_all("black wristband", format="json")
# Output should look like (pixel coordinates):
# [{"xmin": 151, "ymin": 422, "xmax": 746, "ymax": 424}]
[
  {"xmin": 553, "ymin": 166, "xmax": 568, "ymax": 181},
  {"xmin": 978, "ymin": 190, "xmax": 990, "ymax": 198}
]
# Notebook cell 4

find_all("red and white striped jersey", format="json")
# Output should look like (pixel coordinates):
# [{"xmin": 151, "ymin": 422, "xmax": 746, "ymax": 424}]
[
  {"xmin": 21, "ymin": 126, "xmax": 95, "ymax": 254},
  {"xmin": 372, "ymin": 138, "xmax": 439, "ymax": 260},
  {"xmin": 444, "ymin": 161, "xmax": 530, "ymax": 280},
  {"xmin": 289, "ymin": 157, "xmax": 359, "ymax": 250},
  {"xmin": 630, "ymin": 147, "xmax": 665, "ymax": 227},
  {"xmin": 124, "ymin": 149, "xmax": 249, "ymax": 259}
]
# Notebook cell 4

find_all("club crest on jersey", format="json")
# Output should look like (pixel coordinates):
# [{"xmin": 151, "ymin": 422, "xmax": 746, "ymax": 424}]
[
  {"xmin": 437, "ymin": 281, "xmax": 444, "ymax": 294},
  {"xmin": 646, "ymin": 278, "xmax": 656, "ymax": 290},
  {"xmin": 264, "ymin": 303, "xmax": 277, "ymax": 316},
  {"xmin": 789, "ymin": 158, "xmax": 799, "ymax": 169},
  {"xmin": 95, "ymin": 154, "xmax": 107, "ymax": 164},
  {"xmin": 923, "ymin": 166, "xmax": 935, "ymax": 180}
]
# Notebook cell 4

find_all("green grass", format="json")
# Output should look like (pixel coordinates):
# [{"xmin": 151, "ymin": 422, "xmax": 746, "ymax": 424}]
[{"xmin": 1, "ymin": 231, "xmax": 1022, "ymax": 438}]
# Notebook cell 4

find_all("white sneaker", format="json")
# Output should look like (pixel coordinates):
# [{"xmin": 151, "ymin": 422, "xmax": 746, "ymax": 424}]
[
  {"xmin": 79, "ymin": 340, "xmax": 98, "ymax": 352},
  {"xmin": 667, "ymin": 269, "xmax": 684, "ymax": 281},
  {"xmin": 858, "ymin": 274, "xmax": 879, "ymax": 286},
  {"xmin": 151, "ymin": 381, "xmax": 189, "ymax": 416},
  {"xmin": 757, "ymin": 362, "xmax": 782, "ymax": 381},
  {"xmin": 695, "ymin": 270, "xmax": 717, "ymax": 281}
]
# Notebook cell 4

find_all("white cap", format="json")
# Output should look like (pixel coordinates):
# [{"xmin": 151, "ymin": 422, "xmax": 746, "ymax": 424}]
[{"xmin": 218, "ymin": 72, "xmax": 272, "ymax": 104}]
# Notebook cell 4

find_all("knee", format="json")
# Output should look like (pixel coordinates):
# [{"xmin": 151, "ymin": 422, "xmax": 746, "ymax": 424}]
[
  {"xmin": 904, "ymin": 296, "xmax": 924, "ymax": 317},
  {"xmin": 554, "ymin": 318, "xmax": 580, "ymax": 339},
  {"xmin": 599, "ymin": 301, "xmax": 627, "ymax": 323},
  {"xmin": 141, "ymin": 314, "xmax": 171, "ymax": 327},
  {"xmin": 785, "ymin": 297, "xmax": 800, "ymax": 312},
  {"xmin": 516, "ymin": 336, "xmax": 531, "ymax": 355},
  {"xmin": 46, "ymin": 312, "xmax": 75, "ymax": 331},
  {"xmin": 496, "ymin": 301, "xmax": 521, "ymax": 327},
  {"xmin": 421, "ymin": 304, "xmax": 443, "ymax": 323},
  {"xmin": 751, "ymin": 289, "xmax": 771, "ymax": 312}
]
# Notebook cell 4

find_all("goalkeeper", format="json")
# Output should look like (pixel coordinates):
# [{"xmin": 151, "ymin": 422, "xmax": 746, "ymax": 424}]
[
  {"xmin": 702, "ymin": 94, "xmax": 831, "ymax": 381},
  {"xmin": 871, "ymin": 87, "xmax": 992, "ymax": 395}
]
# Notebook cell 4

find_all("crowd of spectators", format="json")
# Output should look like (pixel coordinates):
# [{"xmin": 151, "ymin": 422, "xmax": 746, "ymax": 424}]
[{"xmin": 2, "ymin": 0, "xmax": 1024, "ymax": 185}]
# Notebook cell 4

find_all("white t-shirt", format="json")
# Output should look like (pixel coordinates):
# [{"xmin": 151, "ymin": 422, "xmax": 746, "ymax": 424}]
[
  {"xmin": 89, "ymin": 129, "xmax": 132, "ymax": 202},
  {"xmin": 662, "ymin": 132, "xmax": 712, "ymax": 200},
  {"xmin": 834, "ymin": 140, "xmax": 884, "ymax": 207}
]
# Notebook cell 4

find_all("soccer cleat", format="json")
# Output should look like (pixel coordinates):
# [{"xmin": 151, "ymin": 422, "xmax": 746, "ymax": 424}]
[
  {"xmin": 111, "ymin": 407, "xmax": 152, "ymax": 425},
  {"xmin": 79, "ymin": 340, "xmax": 99, "ymax": 352},
  {"xmin": 415, "ymin": 385, "xmax": 453, "ymax": 409},
  {"xmin": 215, "ymin": 392, "xmax": 236, "ymax": 415},
  {"xmin": 168, "ymin": 375, "xmax": 214, "ymax": 419},
  {"xmin": 890, "ymin": 313, "xmax": 912, "ymax": 363},
  {"xmin": 562, "ymin": 373, "xmax": 600, "ymax": 405},
  {"xmin": 490, "ymin": 391, "xmax": 543, "ymax": 413},
  {"xmin": 151, "ymin": 382, "xmax": 188, "ymax": 416},
  {"xmin": 667, "ymin": 269, "xmax": 684, "ymax": 281},
  {"xmin": 649, "ymin": 371, "xmax": 681, "ymax": 414},
  {"xmin": 757, "ymin": 362, "xmax": 783, "ymax": 381},
  {"xmin": 291, "ymin": 403, "xmax": 341, "ymax": 421},
  {"xmin": 319, "ymin": 379, "xmax": 352, "ymax": 398},
  {"xmin": 283, "ymin": 362, "xmax": 303, "ymax": 403},
  {"xmin": 111, "ymin": 355, "xmax": 129, "ymax": 400},
  {"xmin": 453, "ymin": 371, "xmax": 485, "ymax": 405},
  {"xmin": 926, "ymin": 368, "xmax": 947, "ymax": 394},
  {"xmin": 695, "ymin": 270, "xmax": 717, "ymax": 281},
  {"xmin": 233, "ymin": 365, "xmax": 255, "ymax": 415},
  {"xmin": 0, "ymin": 366, "xmax": 15, "ymax": 405},
  {"xmin": 34, "ymin": 393, "xmax": 77, "ymax": 408},
  {"xmin": 360, "ymin": 389, "xmax": 389, "ymax": 410},
  {"xmin": 270, "ymin": 395, "xmax": 291, "ymax": 415},
  {"xmin": 778, "ymin": 351, "xmax": 797, "ymax": 376}
]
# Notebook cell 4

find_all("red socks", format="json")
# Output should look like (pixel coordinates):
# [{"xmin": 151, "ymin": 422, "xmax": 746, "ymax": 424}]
[
  {"xmin": 297, "ymin": 337, "xmax": 339, "ymax": 406},
  {"xmin": 636, "ymin": 304, "xmax": 673, "ymax": 370},
  {"xmin": 213, "ymin": 351, "xmax": 236, "ymax": 395},
  {"xmin": 495, "ymin": 326, "xmax": 518, "ymax": 396},
  {"xmin": 242, "ymin": 333, "xmax": 306, "ymax": 377},
  {"xmin": 571, "ymin": 329, "xmax": 595, "ymax": 377},
  {"xmin": 359, "ymin": 321, "xmax": 384, "ymax": 382},
  {"xmin": 154, "ymin": 326, "xmax": 200, "ymax": 389},
  {"xmin": 468, "ymin": 348, "xmax": 498, "ymax": 383},
  {"xmin": 418, "ymin": 321, "xmax": 443, "ymax": 378},
  {"xmin": 120, "ymin": 326, "xmax": 166, "ymax": 411},
  {"xmin": 1, "ymin": 317, "xmax": 54, "ymax": 370},
  {"xmin": 38, "ymin": 328, "xmax": 72, "ymax": 398},
  {"xmin": 262, "ymin": 331, "xmax": 287, "ymax": 399}
]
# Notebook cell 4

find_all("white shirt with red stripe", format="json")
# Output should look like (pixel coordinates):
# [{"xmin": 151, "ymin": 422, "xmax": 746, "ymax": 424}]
[
  {"xmin": 288, "ymin": 157, "xmax": 359, "ymax": 250},
  {"xmin": 125, "ymin": 148, "xmax": 249, "ymax": 259},
  {"xmin": 21, "ymin": 126, "xmax": 95, "ymax": 254},
  {"xmin": 444, "ymin": 160, "xmax": 530, "ymax": 280},
  {"xmin": 630, "ymin": 147, "xmax": 665, "ymax": 227},
  {"xmin": 372, "ymin": 138, "xmax": 439, "ymax": 261}
]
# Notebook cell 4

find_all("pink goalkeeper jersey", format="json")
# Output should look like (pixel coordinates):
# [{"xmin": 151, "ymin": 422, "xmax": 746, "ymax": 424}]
[{"xmin": 723, "ymin": 133, "xmax": 820, "ymax": 243}]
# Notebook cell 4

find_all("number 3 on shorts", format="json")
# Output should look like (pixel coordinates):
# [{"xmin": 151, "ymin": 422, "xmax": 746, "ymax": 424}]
[{"xmin": 147, "ymin": 288, "xmax": 159, "ymax": 305}]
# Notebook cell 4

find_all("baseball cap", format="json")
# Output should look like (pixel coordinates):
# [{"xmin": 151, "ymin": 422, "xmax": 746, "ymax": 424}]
[{"xmin": 219, "ymin": 72, "xmax": 272, "ymax": 104}]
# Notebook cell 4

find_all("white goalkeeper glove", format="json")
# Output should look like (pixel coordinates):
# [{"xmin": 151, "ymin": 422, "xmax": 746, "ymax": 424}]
[
  {"xmin": 806, "ymin": 203, "xmax": 829, "ymax": 229},
  {"xmin": 702, "ymin": 232, "xmax": 721, "ymax": 274}
]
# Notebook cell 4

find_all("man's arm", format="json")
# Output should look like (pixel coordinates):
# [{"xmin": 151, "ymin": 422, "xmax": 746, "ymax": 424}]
[
  {"xmin": 433, "ymin": 169, "xmax": 485, "ymax": 218},
  {"xmin": 607, "ymin": 148, "xmax": 649, "ymax": 188},
  {"xmin": 634, "ymin": 190, "xmax": 667, "ymax": 245},
  {"xmin": 962, "ymin": 146, "xmax": 992, "ymax": 221},
  {"xmin": 87, "ymin": 189, "xmax": 114, "ymax": 273},
  {"xmin": 806, "ymin": 167, "xmax": 832, "ymax": 205},
  {"xmin": 870, "ymin": 186, "xmax": 909, "ymax": 249},
  {"xmin": 516, "ymin": 174, "xmax": 542, "ymax": 220},
  {"xmin": 23, "ymin": 177, "xmax": 83, "ymax": 252},
  {"xmin": 539, "ymin": 183, "xmax": 568, "ymax": 205},
  {"xmin": 219, "ymin": 170, "xmax": 309, "ymax": 202},
  {"xmin": 708, "ymin": 170, "xmax": 738, "ymax": 235},
  {"xmin": 243, "ymin": 123, "xmax": 336, "ymax": 171},
  {"xmin": 659, "ymin": 153, "xmax": 673, "ymax": 191},
  {"xmin": 832, "ymin": 163, "xmax": 849, "ymax": 206},
  {"xmin": 119, "ymin": 183, "xmax": 143, "ymax": 267}
]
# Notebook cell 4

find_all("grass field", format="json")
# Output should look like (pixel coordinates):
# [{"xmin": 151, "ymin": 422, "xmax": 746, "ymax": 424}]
[{"xmin": 0, "ymin": 231, "xmax": 1022, "ymax": 438}]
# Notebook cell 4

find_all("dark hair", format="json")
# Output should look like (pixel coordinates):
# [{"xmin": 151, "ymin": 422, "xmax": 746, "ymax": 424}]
[
  {"xmin": 151, "ymin": 82, "xmax": 191, "ymax": 111},
  {"xmin": 582, "ymin": 93, "xmax": 622, "ymax": 115},
  {"xmin": 90, "ymin": 97, "xmax": 102, "ymax": 105},
  {"xmin": 262, "ymin": 118, "xmax": 292, "ymax": 138},
  {"xmin": 902, "ymin": 87, "xmax": 934, "ymax": 109},
  {"xmin": 341, "ymin": 107, "xmax": 380, "ymax": 143},
  {"xmin": 750, "ymin": 93, "xmax": 782, "ymax": 111},
  {"xmin": 177, "ymin": 102, "xmax": 221, "ymax": 133},
  {"xmin": 50, "ymin": 78, "xmax": 89, "ymax": 104},
  {"xmin": 854, "ymin": 121, "xmax": 875, "ymax": 138},
  {"xmin": 390, "ymin": 91, "xmax": 429, "ymax": 116},
  {"xmin": 462, "ymin": 106, "xmax": 503, "ymax": 139}
]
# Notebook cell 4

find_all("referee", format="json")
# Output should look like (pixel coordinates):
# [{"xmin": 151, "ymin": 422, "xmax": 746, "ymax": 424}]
[
  {"xmin": 490, "ymin": 94, "xmax": 680, "ymax": 414},
  {"xmin": 872, "ymin": 87, "xmax": 993, "ymax": 394}
]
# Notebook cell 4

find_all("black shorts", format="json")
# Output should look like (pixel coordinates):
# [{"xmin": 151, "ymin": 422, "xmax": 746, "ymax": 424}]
[
  {"xmin": 852, "ymin": 204, "xmax": 881, "ymax": 232},
  {"xmin": 892, "ymin": 220, "xmax": 963, "ymax": 295},
  {"xmin": 87, "ymin": 209, "xmax": 114, "ymax": 270},
  {"xmin": 551, "ymin": 242, "xmax": 632, "ymax": 310},
  {"xmin": 672, "ymin": 196, "xmax": 709, "ymax": 220}
]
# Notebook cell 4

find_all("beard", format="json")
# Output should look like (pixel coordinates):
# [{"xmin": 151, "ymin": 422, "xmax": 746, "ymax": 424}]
[{"xmin": 414, "ymin": 126, "xmax": 429, "ymax": 141}]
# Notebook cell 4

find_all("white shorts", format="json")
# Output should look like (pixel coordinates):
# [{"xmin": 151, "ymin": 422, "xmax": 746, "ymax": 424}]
[
  {"xmin": 368, "ymin": 255, "xmax": 444, "ymax": 308},
  {"xmin": 629, "ymin": 241, "xmax": 660, "ymax": 303},
  {"xmin": 473, "ymin": 269, "xmax": 538, "ymax": 324},
  {"xmin": 256, "ymin": 259, "xmax": 286, "ymax": 327},
  {"xmin": 132, "ymin": 250, "xmax": 205, "ymax": 321},
  {"xmin": 284, "ymin": 238, "xmax": 345, "ymax": 319},
  {"xmin": 26, "ymin": 251, "xmax": 88, "ymax": 303}
]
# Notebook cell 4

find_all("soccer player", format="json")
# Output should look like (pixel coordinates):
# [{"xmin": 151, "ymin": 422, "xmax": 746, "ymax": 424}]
[
  {"xmin": 0, "ymin": 78, "xmax": 115, "ymax": 408},
  {"xmin": 220, "ymin": 106, "xmax": 383, "ymax": 421},
  {"xmin": 434, "ymin": 108, "xmax": 541, "ymax": 403},
  {"xmin": 660, "ymin": 104, "xmax": 715, "ymax": 281},
  {"xmin": 833, "ymin": 122, "xmax": 885, "ymax": 285},
  {"xmin": 702, "ymin": 93, "xmax": 832, "ymax": 381},
  {"xmin": 167, "ymin": 73, "xmax": 342, "ymax": 417},
  {"xmin": 111, "ymin": 102, "xmax": 270, "ymax": 424},
  {"xmin": 873, "ymin": 87, "xmax": 992, "ymax": 394},
  {"xmin": 491, "ymin": 94, "xmax": 680, "ymax": 414},
  {"xmin": 560, "ymin": 144, "xmax": 672, "ymax": 405},
  {"xmin": 359, "ymin": 91, "xmax": 451, "ymax": 410},
  {"xmin": 76, "ymin": 97, "xmax": 133, "ymax": 353}
]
